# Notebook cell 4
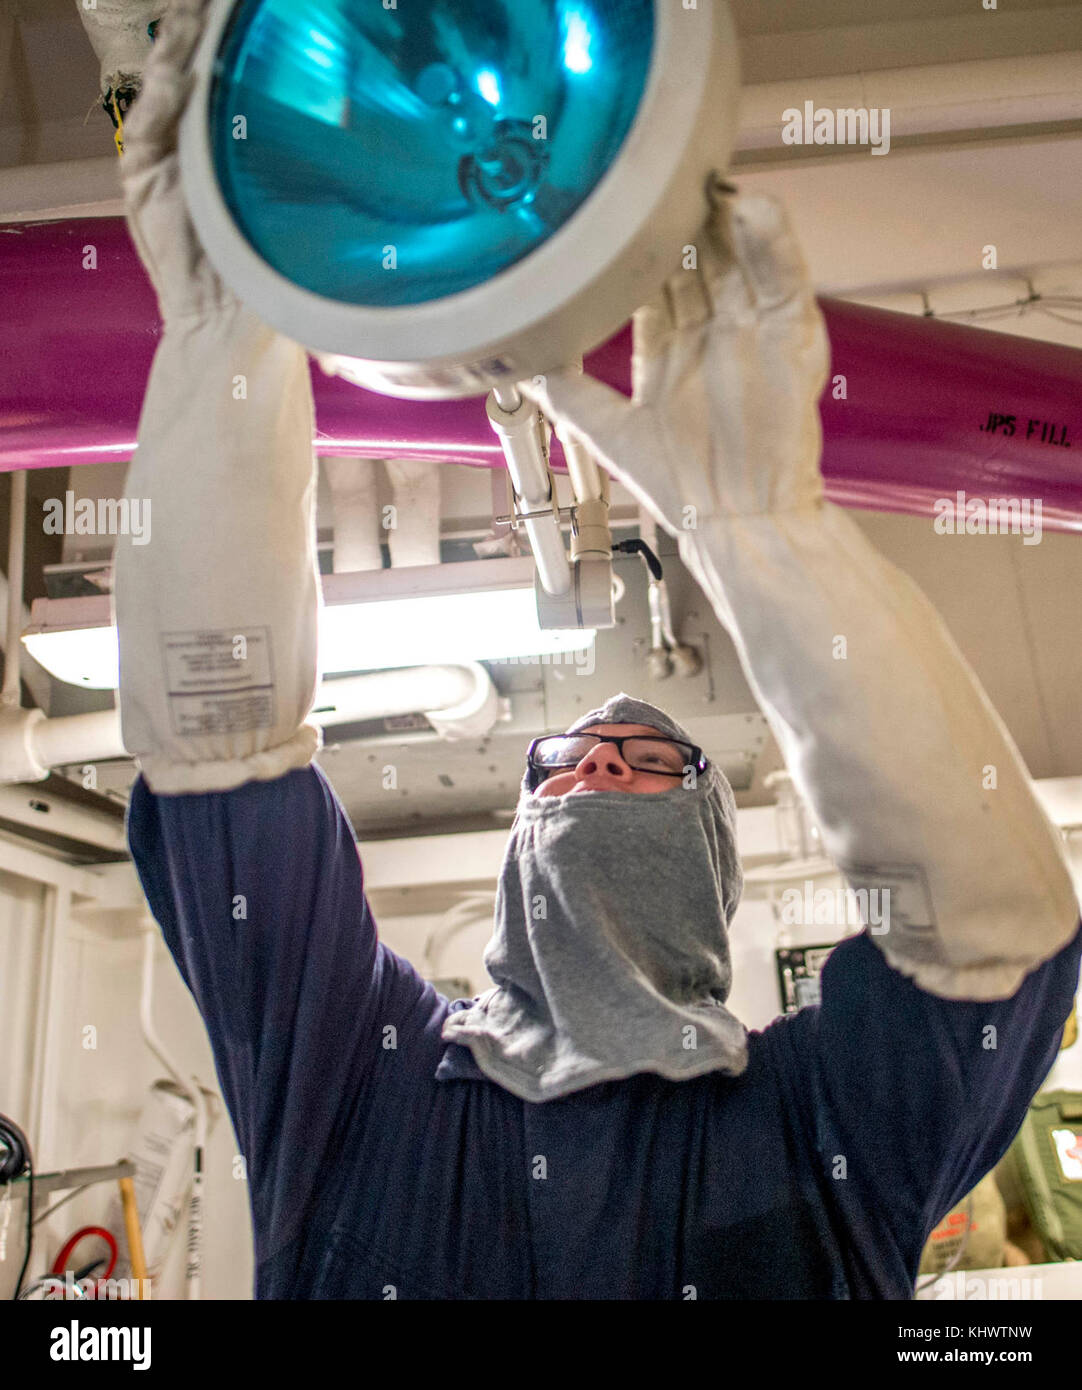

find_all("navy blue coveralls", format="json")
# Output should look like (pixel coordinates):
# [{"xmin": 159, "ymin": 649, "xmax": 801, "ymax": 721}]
[{"xmin": 128, "ymin": 763, "xmax": 1082, "ymax": 1299}]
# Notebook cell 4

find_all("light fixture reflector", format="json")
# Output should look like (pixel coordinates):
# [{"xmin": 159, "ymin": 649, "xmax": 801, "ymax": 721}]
[
  {"xmin": 23, "ymin": 579, "xmax": 595, "ymax": 689},
  {"xmin": 208, "ymin": 0, "xmax": 654, "ymax": 308}
]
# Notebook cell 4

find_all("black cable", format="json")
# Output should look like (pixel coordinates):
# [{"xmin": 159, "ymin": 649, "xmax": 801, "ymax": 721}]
[
  {"xmin": 0, "ymin": 1114, "xmax": 28, "ymax": 1182},
  {"xmin": 101, "ymin": 83, "xmax": 141, "ymax": 131},
  {"xmin": 0, "ymin": 1113, "xmax": 33, "ymax": 1301},
  {"xmin": 613, "ymin": 538, "xmax": 664, "ymax": 581}
]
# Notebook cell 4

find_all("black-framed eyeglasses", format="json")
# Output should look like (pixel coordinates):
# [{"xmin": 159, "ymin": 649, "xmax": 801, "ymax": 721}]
[{"xmin": 526, "ymin": 733, "xmax": 706, "ymax": 790}]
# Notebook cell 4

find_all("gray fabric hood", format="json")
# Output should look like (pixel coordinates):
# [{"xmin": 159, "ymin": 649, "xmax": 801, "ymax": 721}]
[{"xmin": 439, "ymin": 693, "xmax": 748, "ymax": 1101}]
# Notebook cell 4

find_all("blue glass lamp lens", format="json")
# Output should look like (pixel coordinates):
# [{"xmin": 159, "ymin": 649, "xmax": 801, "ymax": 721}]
[{"xmin": 209, "ymin": 0, "xmax": 654, "ymax": 307}]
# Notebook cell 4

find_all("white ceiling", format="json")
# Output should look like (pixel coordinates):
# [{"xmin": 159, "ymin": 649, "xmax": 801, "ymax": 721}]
[
  {"xmin": 733, "ymin": 0, "xmax": 1082, "ymax": 79},
  {"xmin": 4, "ymin": 0, "xmax": 1082, "ymax": 333}
]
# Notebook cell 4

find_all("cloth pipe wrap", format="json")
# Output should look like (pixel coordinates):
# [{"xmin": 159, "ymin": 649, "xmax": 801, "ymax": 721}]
[{"xmin": 440, "ymin": 693, "xmax": 748, "ymax": 1101}]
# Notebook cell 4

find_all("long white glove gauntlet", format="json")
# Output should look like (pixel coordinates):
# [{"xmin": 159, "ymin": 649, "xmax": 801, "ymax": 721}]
[
  {"xmin": 113, "ymin": 0, "xmax": 320, "ymax": 793},
  {"xmin": 523, "ymin": 194, "xmax": 1079, "ymax": 1000}
]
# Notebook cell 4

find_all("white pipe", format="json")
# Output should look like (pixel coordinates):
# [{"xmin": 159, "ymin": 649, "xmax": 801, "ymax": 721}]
[
  {"xmin": 324, "ymin": 456, "xmax": 442, "ymax": 572},
  {"xmin": 558, "ymin": 446, "xmax": 602, "ymax": 513},
  {"xmin": 384, "ymin": 458, "xmax": 442, "ymax": 568},
  {"xmin": 639, "ymin": 508, "xmax": 666, "ymax": 656},
  {"xmin": 139, "ymin": 924, "xmax": 204, "ymax": 1300},
  {"xmin": 421, "ymin": 890, "xmax": 497, "ymax": 977},
  {"xmin": 3, "ymin": 471, "xmax": 26, "ymax": 707},
  {"xmin": 30, "ymin": 885, "xmax": 70, "ymax": 1261},
  {"xmin": 312, "ymin": 663, "xmax": 499, "ymax": 737},
  {"xmin": 138, "ymin": 927, "xmax": 188, "ymax": 1122},
  {"xmin": 419, "ymin": 662, "xmax": 500, "ymax": 742},
  {"xmin": 0, "ymin": 665, "xmax": 501, "ymax": 782},
  {"xmin": 636, "ymin": 507, "xmax": 701, "ymax": 679},
  {"xmin": 656, "ymin": 581, "xmax": 681, "ymax": 653},
  {"xmin": 0, "ymin": 569, "xmax": 52, "ymax": 712},
  {"xmin": 557, "ymin": 365, "xmax": 611, "ymax": 564},
  {"xmin": 486, "ymin": 388, "xmax": 571, "ymax": 597},
  {"xmin": 323, "ymin": 456, "xmax": 383, "ymax": 573},
  {"xmin": 562, "ymin": 432, "xmax": 604, "ymax": 508},
  {"xmin": 30, "ymin": 709, "xmax": 124, "ymax": 768},
  {"xmin": 553, "ymin": 363, "xmax": 605, "ymax": 505},
  {"xmin": 26, "ymin": 885, "xmax": 65, "ymax": 1166},
  {"xmin": 185, "ymin": 1089, "xmax": 207, "ymax": 1302}
]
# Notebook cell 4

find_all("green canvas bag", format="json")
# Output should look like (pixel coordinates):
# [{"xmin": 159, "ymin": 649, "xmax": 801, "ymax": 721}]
[{"xmin": 1009, "ymin": 1090, "xmax": 1082, "ymax": 1262}]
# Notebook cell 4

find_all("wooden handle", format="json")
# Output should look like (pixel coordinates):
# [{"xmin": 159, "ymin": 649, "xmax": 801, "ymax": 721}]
[{"xmin": 118, "ymin": 1175, "xmax": 149, "ymax": 1298}]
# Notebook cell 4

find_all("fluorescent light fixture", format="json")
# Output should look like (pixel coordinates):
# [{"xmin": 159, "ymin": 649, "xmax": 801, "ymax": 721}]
[
  {"xmin": 24, "ymin": 620, "xmax": 119, "ymax": 690},
  {"xmin": 320, "ymin": 588, "xmax": 591, "ymax": 673},
  {"xmin": 23, "ymin": 559, "xmax": 595, "ymax": 690}
]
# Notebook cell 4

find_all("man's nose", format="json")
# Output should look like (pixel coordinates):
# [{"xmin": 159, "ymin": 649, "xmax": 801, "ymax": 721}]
[{"xmin": 574, "ymin": 742, "xmax": 631, "ymax": 780}]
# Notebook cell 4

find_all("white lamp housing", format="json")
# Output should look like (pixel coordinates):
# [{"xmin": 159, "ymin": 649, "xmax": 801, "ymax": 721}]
[{"xmin": 179, "ymin": 0, "xmax": 741, "ymax": 400}]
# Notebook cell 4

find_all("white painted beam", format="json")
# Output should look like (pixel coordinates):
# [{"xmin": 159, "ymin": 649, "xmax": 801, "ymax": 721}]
[
  {"xmin": 739, "ymin": 52, "xmax": 1082, "ymax": 149},
  {"xmin": 0, "ymin": 832, "xmax": 105, "ymax": 896},
  {"xmin": 0, "ymin": 154, "xmax": 122, "ymax": 223},
  {"xmin": 735, "ymin": 133, "xmax": 1082, "ymax": 296}
]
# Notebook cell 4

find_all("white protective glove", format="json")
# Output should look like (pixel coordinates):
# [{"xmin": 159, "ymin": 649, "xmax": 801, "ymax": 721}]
[
  {"xmin": 521, "ymin": 192, "xmax": 1079, "ymax": 1000},
  {"xmin": 113, "ymin": 0, "xmax": 321, "ymax": 793}
]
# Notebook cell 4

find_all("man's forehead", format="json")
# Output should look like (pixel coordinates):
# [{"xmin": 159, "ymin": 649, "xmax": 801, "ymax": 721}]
[{"xmin": 571, "ymin": 723, "xmax": 670, "ymax": 738}]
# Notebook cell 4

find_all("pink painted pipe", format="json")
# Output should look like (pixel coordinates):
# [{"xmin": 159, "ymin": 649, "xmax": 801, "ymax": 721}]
[{"xmin": 2, "ymin": 217, "xmax": 1081, "ymax": 530}]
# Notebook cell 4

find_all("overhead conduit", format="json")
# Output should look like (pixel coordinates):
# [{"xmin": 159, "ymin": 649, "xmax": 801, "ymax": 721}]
[
  {"xmin": 324, "ymin": 455, "xmax": 442, "ymax": 572},
  {"xmin": 0, "ymin": 661, "xmax": 499, "ymax": 784},
  {"xmin": 0, "ymin": 216, "xmax": 1080, "ymax": 529}
]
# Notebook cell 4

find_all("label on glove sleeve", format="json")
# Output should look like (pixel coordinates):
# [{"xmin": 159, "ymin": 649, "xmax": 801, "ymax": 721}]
[
  {"xmin": 162, "ymin": 628, "xmax": 276, "ymax": 737},
  {"xmin": 838, "ymin": 862, "xmax": 938, "ymax": 955}
]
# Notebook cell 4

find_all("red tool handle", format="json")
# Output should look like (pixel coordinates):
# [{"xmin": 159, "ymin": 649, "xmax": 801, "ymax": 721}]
[{"xmin": 51, "ymin": 1226, "xmax": 119, "ymax": 1279}]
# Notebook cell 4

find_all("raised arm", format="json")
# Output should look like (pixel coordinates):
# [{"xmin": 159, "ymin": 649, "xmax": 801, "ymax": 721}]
[
  {"xmin": 112, "ymin": 1, "xmax": 443, "ymax": 1276},
  {"xmin": 523, "ymin": 191, "xmax": 1080, "ymax": 1002},
  {"xmin": 114, "ymin": 0, "xmax": 319, "ymax": 792}
]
